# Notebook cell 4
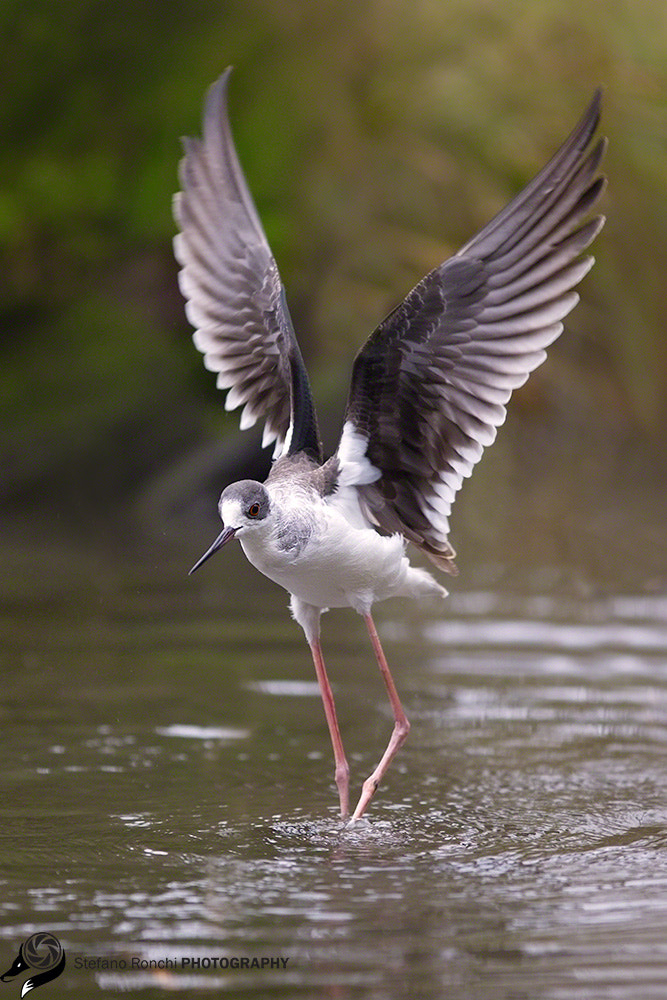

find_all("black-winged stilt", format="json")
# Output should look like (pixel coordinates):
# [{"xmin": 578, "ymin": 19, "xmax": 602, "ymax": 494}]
[{"xmin": 174, "ymin": 71, "xmax": 605, "ymax": 821}]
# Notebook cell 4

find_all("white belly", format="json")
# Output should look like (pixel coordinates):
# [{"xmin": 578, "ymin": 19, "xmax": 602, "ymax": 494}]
[{"xmin": 240, "ymin": 516, "xmax": 409, "ymax": 610}]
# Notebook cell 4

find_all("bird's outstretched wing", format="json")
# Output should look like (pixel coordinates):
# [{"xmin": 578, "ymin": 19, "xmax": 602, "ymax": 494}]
[
  {"xmin": 174, "ymin": 69, "xmax": 321, "ymax": 462},
  {"xmin": 338, "ymin": 90, "xmax": 606, "ymax": 573}
]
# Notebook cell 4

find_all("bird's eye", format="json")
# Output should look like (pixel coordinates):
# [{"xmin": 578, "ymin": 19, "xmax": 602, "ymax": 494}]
[{"xmin": 248, "ymin": 503, "xmax": 261, "ymax": 518}]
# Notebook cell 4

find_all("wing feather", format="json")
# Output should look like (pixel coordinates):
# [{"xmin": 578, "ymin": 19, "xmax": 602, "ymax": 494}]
[
  {"xmin": 338, "ymin": 90, "xmax": 606, "ymax": 572},
  {"xmin": 174, "ymin": 69, "xmax": 321, "ymax": 460}
]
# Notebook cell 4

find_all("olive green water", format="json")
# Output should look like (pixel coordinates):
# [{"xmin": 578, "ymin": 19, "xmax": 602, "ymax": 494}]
[{"xmin": 1, "ymin": 537, "xmax": 667, "ymax": 999}]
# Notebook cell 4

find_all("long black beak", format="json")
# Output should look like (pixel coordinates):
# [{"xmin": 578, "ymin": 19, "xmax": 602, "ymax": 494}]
[{"xmin": 189, "ymin": 525, "xmax": 237, "ymax": 575}]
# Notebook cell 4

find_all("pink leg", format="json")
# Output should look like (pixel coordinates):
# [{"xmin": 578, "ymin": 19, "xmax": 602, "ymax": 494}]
[
  {"xmin": 350, "ymin": 614, "xmax": 411, "ymax": 821},
  {"xmin": 309, "ymin": 638, "xmax": 350, "ymax": 819}
]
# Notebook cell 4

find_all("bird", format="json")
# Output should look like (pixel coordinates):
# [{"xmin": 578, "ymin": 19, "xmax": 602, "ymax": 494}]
[{"xmin": 174, "ymin": 69, "xmax": 606, "ymax": 822}]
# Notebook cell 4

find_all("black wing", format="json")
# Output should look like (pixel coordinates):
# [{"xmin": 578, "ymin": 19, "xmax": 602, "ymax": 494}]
[
  {"xmin": 339, "ymin": 90, "xmax": 606, "ymax": 572},
  {"xmin": 174, "ymin": 69, "xmax": 321, "ymax": 461}
]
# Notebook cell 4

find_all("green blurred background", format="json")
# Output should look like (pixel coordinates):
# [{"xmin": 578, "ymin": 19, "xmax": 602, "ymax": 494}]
[{"xmin": 1, "ymin": 0, "xmax": 665, "ymax": 574}]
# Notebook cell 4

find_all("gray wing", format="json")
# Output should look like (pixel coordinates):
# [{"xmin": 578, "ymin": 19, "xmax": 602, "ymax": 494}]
[
  {"xmin": 339, "ymin": 90, "xmax": 606, "ymax": 573},
  {"xmin": 174, "ymin": 69, "xmax": 321, "ymax": 461}
]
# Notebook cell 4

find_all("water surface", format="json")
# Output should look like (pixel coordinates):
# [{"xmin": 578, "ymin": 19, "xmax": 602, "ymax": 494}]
[{"xmin": 1, "ymin": 540, "xmax": 667, "ymax": 998}]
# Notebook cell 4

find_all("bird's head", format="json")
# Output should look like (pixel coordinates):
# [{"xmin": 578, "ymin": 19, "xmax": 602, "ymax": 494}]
[{"xmin": 189, "ymin": 480, "xmax": 271, "ymax": 575}]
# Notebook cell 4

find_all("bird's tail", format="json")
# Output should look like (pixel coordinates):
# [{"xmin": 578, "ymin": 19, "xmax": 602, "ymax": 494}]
[{"xmin": 402, "ymin": 565, "xmax": 448, "ymax": 601}]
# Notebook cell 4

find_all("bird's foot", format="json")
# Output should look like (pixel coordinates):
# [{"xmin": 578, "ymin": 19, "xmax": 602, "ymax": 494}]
[{"xmin": 344, "ymin": 815, "xmax": 373, "ymax": 832}]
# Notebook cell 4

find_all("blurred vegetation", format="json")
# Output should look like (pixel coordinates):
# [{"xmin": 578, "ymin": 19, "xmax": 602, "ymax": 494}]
[{"xmin": 1, "ymin": 0, "xmax": 666, "ymax": 530}]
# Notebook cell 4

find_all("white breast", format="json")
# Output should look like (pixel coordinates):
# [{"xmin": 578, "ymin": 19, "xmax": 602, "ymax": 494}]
[{"xmin": 239, "ymin": 490, "xmax": 410, "ymax": 611}]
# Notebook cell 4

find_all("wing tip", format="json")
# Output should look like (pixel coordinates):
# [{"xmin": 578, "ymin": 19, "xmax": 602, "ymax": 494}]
[
  {"xmin": 590, "ymin": 85, "xmax": 603, "ymax": 114},
  {"xmin": 207, "ymin": 66, "xmax": 234, "ymax": 102},
  {"xmin": 578, "ymin": 86, "xmax": 603, "ymax": 141},
  {"xmin": 203, "ymin": 66, "xmax": 235, "ymax": 137}
]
